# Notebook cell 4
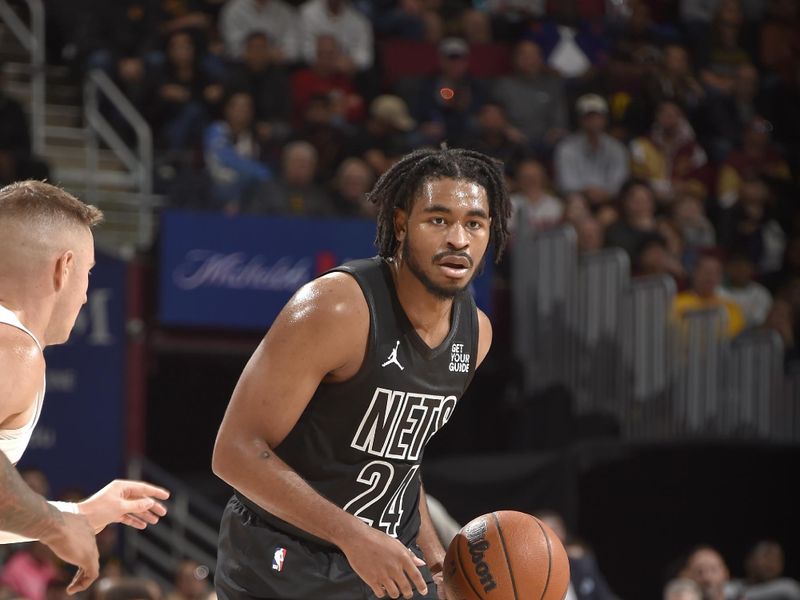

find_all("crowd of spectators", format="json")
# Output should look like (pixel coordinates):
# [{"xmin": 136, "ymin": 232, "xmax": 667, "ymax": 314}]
[{"xmin": 41, "ymin": 0, "xmax": 799, "ymax": 366}]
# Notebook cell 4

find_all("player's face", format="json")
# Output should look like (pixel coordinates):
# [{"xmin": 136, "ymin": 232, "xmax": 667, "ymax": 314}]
[
  {"xmin": 397, "ymin": 178, "xmax": 491, "ymax": 299},
  {"xmin": 51, "ymin": 227, "xmax": 95, "ymax": 344}
]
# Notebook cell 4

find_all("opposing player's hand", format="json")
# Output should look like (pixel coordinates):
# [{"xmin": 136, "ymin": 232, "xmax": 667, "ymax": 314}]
[
  {"xmin": 40, "ymin": 511, "xmax": 99, "ymax": 595},
  {"xmin": 78, "ymin": 479, "xmax": 170, "ymax": 533},
  {"xmin": 340, "ymin": 526, "xmax": 428, "ymax": 599}
]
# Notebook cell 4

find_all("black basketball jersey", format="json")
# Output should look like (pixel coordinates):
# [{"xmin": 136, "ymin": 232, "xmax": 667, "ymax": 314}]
[{"xmin": 235, "ymin": 256, "xmax": 479, "ymax": 547}]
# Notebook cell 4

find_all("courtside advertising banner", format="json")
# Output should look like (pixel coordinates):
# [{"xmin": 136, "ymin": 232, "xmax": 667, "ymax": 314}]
[
  {"xmin": 19, "ymin": 251, "xmax": 127, "ymax": 496},
  {"xmin": 159, "ymin": 210, "xmax": 493, "ymax": 330}
]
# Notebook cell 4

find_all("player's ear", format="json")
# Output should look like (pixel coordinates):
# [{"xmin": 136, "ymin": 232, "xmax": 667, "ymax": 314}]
[
  {"xmin": 393, "ymin": 208, "xmax": 408, "ymax": 242},
  {"xmin": 53, "ymin": 250, "xmax": 74, "ymax": 292}
]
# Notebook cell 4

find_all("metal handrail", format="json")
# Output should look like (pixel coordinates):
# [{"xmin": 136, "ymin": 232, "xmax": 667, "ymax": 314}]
[
  {"xmin": 125, "ymin": 456, "xmax": 223, "ymax": 582},
  {"xmin": 84, "ymin": 69, "xmax": 153, "ymax": 194},
  {"xmin": 0, "ymin": 0, "xmax": 45, "ymax": 154},
  {"xmin": 83, "ymin": 69, "xmax": 154, "ymax": 246}
]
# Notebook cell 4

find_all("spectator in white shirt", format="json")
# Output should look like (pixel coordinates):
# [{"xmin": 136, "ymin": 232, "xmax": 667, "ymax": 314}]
[
  {"xmin": 720, "ymin": 251, "xmax": 773, "ymax": 329},
  {"xmin": 509, "ymin": 158, "xmax": 564, "ymax": 233},
  {"xmin": 220, "ymin": 0, "xmax": 300, "ymax": 62},
  {"xmin": 299, "ymin": 0, "xmax": 374, "ymax": 72},
  {"xmin": 554, "ymin": 93, "xmax": 630, "ymax": 206}
]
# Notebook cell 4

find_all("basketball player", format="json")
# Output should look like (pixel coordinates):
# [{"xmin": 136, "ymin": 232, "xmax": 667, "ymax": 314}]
[
  {"xmin": 213, "ymin": 147, "xmax": 510, "ymax": 599},
  {"xmin": 0, "ymin": 181, "xmax": 170, "ymax": 594}
]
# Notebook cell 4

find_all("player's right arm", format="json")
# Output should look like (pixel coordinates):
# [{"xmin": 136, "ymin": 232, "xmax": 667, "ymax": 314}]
[
  {"xmin": 0, "ymin": 330, "xmax": 99, "ymax": 594},
  {"xmin": 212, "ymin": 273, "xmax": 428, "ymax": 600}
]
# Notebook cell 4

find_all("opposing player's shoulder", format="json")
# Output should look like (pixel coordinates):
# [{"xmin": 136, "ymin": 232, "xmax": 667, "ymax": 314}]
[{"xmin": 0, "ymin": 326, "xmax": 44, "ymax": 419}]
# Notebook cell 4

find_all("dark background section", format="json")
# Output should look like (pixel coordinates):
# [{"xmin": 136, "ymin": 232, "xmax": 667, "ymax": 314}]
[{"xmin": 147, "ymin": 345, "xmax": 800, "ymax": 600}]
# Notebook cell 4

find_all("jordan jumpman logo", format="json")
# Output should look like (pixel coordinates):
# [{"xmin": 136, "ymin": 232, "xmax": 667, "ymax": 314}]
[{"xmin": 382, "ymin": 340, "xmax": 404, "ymax": 370}]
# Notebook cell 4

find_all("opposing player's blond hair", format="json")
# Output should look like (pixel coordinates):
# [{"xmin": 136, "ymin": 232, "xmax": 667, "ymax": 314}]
[{"xmin": 0, "ymin": 180, "xmax": 103, "ymax": 228}]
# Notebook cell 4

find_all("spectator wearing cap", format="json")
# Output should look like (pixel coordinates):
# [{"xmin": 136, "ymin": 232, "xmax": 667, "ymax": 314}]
[
  {"xmin": 348, "ymin": 94, "xmax": 417, "ymax": 176},
  {"xmin": 554, "ymin": 94, "xmax": 630, "ymax": 206},
  {"xmin": 413, "ymin": 37, "xmax": 487, "ymax": 145},
  {"xmin": 299, "ymin": 0, "xmax": 374, "ymax": 72},
  {"xmin": 219, "ymin": 0, "xmax": 300, "ymax": 63},
  {"xmin": 491, "ymin": 39, "xmax": 568, "ymax": 155}
]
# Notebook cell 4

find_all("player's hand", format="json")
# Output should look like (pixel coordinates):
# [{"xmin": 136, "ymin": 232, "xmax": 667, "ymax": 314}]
[
  {"xmin": 340, "ymin": 525, "xmax": 428, "ymax": 599},
  {"xmin": 40, "ymin": 511, "xmax": 100, "ymax": 595},
  {"xmin": 78, "ymin": 479, "xmax": 170, "ymax": 533}
]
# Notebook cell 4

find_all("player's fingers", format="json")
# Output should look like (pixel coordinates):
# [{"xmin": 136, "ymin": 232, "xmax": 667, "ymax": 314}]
[
  {"xmin": 381, "ymin": 579, "xmax": 401, "ymax": 599},
  {"xmin": 403, "ymin": 555, "xmax": 428, "ymax": 596},
  {"xmin": 149, "ymin": 501, "xmax": 168, "ymax": 517},
  {"xmin": 395, "ymin": 573, "xmax": 415, "ymax": 600},
  {"xmin": 130, "ymin": 509, "xmax": 160, "ymax": 525},
  {"xmin": 121, "ymin": 497, "xmax": 156, "ymax": 515},
  {"xmin": 120, "ymin": 514, "xmax": 149, "ymax": 530},
  {"xmin": 67, "ymin": 566, "xmax": 97, "ymax": 595},
  {"xmin": 121, "ymin": 481, "xmax": 171, "ymax": 500}
]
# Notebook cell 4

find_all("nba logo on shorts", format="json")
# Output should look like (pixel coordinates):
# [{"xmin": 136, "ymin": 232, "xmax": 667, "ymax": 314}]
[{"xmin": 272, "ymin": 547, "xmax": 287, "ymax": 572}]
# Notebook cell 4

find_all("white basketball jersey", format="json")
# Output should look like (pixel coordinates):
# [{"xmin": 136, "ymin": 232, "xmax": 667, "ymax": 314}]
[{"xmin": 0, "ymin": 304, "xmax": 45, "ymax": 465}]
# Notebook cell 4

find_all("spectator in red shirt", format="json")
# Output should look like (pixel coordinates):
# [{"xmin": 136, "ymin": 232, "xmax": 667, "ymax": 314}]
[{"xmin": 290, "ymin": 34, "xmax": 364, "ymax": 127}]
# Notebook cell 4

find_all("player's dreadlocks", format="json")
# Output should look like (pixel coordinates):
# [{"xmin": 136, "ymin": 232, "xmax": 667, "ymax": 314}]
[{"xmin": 368, "ymin": 147, "xmax": 511, "ymax": 262}]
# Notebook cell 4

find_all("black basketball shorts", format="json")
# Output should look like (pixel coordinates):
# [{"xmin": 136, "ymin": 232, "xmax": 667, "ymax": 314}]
[{"xmin": 215, "ymin": 495, "xmax": 437, "ymax": 600}]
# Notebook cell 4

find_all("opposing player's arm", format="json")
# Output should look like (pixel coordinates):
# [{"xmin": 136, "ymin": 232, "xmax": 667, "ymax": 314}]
[
  {"xmin": 212, "ymin": 273, "xmax": 429, "ymax": 598},
  {"xmin": 0, "ymin": 331, "xmax": 75, "ymax": 542},
  {"xmin": 0, "ymin": 451, "xmax": 62, "ymax": 542},
  {"xmin": 475, "ymin": 309, "xmax": 493, "ymax": 369}
]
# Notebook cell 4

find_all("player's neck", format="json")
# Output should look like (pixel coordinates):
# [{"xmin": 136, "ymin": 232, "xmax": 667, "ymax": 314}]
[
  {"xmin": 390, "ymin": 261, "xmax": 454, "ymax": 337},
  {"xmin": 0, "ymin": 291, "xmax": 53, "ymax": 347}
]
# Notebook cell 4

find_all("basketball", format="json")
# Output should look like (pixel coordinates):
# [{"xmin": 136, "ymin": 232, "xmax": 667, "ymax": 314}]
[{"xmin": 442, "ymin": 510, "xmax": 570, "ymax": 600}]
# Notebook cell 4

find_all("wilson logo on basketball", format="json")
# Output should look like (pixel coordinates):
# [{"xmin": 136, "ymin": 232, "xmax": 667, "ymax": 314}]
[{"xmin": 465, "ymin": 520, "xmax": 498, "ymax": 593}]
